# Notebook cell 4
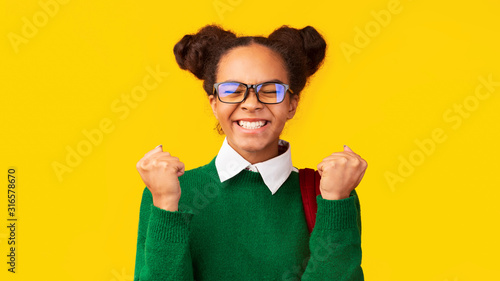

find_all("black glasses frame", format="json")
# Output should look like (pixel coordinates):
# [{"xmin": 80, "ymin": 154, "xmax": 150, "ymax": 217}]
[{"xmin": 213, "ymin": 81, "xmax": 294, "ymax": 104}]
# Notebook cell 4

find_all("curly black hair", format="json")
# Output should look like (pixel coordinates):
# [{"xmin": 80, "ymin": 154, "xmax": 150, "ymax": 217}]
[{"xmin": 173, "ymin": 24, "xmax": 327, "ymax": 97}]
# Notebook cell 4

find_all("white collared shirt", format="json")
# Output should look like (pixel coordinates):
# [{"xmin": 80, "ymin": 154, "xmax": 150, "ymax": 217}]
[{"xmin": 215, "ymin": 137, "xmax": 299, "ymax": 195}]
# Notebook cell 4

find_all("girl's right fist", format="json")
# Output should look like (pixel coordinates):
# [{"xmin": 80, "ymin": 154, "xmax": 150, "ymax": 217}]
[{"xmin": 136, "ymin": 145, "xmax": 184, "ymax": 211}]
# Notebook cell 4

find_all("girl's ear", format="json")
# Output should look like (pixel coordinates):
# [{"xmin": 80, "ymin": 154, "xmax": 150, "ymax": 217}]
[
  {"xmin": 287, "ymin": 94, "xmax": 299, "ymax": 120},
  {"xmin": 209, "ymin": 95, "xmax": 219, "ymax": 120}
]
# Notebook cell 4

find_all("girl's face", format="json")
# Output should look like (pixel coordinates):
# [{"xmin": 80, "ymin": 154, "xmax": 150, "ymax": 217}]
[{"xmin": 209, "ymin": 43, "xmax": 299, "ymax": 163}]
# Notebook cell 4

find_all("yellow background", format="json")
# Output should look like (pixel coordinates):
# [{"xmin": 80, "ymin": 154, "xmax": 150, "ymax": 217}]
[{"xmin": 1, "ymin": 0, "xmax": 499, "ymax": 280}]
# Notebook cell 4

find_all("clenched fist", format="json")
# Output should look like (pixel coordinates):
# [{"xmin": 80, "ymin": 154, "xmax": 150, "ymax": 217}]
[
  {"xmin": 136, "ymin": 145, "xmax": 185, "ymax": 211},
  {"xmin": 317, "ymin": 145, "xmax": 368, "ymax": 200}
]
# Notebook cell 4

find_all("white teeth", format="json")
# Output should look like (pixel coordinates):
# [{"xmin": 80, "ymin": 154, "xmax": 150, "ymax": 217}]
[{"xmin": 238, "ymin": 120, "xmax": 267, "ymax": 129}]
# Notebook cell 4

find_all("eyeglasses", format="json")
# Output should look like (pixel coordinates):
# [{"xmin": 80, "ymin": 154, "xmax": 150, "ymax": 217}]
[{"xmin": 213, "ymin": 81, "xmax": 294, "ymax": 104}]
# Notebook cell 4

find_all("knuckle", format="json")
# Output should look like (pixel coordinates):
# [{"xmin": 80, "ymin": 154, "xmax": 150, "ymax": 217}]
[
  {"xmin": 351, "ymin": 158, "xmax": 361, "ymax": 167},
  {"xmin": 157, "ymin": 161, "xmax": 169, "ymax": 169},
  {"xmin": 150, "ymin": 159, "xmax": 159, "ymax": 166},
  {"xmin": 338, "ymin": 157, "xmax": 348, "ymax": 165},
  {"xmin": 139, "ymin": 159, "xmax": 150, "ymax": 170},
  {"xmin": 139, "ymin": 162, "xmax": 149, "ymax": 172},
  {"xmin": 325, "ymin": 162, "xmax": 335, "ymax": 170}
]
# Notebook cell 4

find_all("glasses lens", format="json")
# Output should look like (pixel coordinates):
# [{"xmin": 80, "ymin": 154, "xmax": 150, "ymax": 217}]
[
  {"xmin": 256, "ymin": 83, "xmax": 286, "ymax": 103},
  {"xmin": 218, "ymin": 83, "xmax": 247, "ymax": 103}
]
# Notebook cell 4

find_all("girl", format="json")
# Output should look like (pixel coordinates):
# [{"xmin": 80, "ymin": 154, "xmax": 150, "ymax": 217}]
[{"xmin": 134, "ymin": 25, "xmax": 367, "ymax": 281}]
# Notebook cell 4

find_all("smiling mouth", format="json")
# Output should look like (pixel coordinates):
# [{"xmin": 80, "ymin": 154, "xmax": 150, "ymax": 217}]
[{"xmin": 236, "ymin": 120, "xmax": 268, "ymax": 129}]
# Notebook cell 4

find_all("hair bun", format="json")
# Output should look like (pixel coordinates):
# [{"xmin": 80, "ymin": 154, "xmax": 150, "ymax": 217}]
[
  {"xmin": 173, "ymin": 25, "xmax": 236, "ymax": 79},
  {"xmin": 268, "ymin": 25, "xmax": 326, "ymax": 77},
  {"xmin": 299, "ymin": 26, "xmax": 327, "ymax": 76}
]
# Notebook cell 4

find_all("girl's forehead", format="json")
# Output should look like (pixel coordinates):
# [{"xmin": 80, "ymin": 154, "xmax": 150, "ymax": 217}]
[{"xmin": 217, "ymin": 44, "xmax": 289, "ymax": 84}]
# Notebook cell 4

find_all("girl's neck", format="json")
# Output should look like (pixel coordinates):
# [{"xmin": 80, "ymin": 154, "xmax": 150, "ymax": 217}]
[{"xmin": 228, "ymin": 139, "xmax": 281, "ymax": 164}]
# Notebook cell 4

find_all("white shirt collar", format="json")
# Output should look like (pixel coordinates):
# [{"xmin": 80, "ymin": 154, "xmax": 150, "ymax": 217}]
[{"xmin": 215, "ymin": 137, "xmax": 298, "ymax": 195}]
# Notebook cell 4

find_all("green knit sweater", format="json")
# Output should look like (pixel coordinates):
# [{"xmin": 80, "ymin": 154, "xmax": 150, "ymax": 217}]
[{"xmin": 134, "ymin": 156, "xmax": 363, "ymax": 280}]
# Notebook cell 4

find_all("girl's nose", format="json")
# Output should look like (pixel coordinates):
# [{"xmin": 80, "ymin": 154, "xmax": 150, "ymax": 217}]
[{"xmin": 240, "ymin": 89, "xmax": 263, "ymax": 110}]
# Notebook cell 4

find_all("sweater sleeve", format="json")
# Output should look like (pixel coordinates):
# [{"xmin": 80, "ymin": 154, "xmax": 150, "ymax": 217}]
[
  {"xmin": 300, "ymin": 189, "xmax": 363, "ymax": 281},
  {"xmin": 134, "ymin": 187, "xmax": 195, "ymax": 281}
]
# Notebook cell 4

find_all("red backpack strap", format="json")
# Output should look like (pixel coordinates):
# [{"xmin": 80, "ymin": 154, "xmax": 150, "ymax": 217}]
[{"xmin": 299, "ymin": 168, "xmax": 322, "ymax": 233}]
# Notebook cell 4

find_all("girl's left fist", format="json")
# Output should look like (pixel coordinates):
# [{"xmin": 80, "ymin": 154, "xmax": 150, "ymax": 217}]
[{"xmin": 317, "ymin": 145, "xmax": 368, "ymax": 200}]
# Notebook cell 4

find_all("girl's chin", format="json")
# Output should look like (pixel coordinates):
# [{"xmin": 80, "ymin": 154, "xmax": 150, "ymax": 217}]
[{"xmin": 229, "ymin": 137, "xmax": 276, "ymax": 153}]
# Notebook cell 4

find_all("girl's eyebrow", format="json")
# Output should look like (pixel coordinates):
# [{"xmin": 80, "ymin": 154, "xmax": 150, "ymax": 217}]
[
  {"xmin": 263, "ymin": 79, "xmax": 285, "ymax": 84},
  {"xmin": 222, "ymin": 79, "xmax": 286, "ymax": 84}
]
